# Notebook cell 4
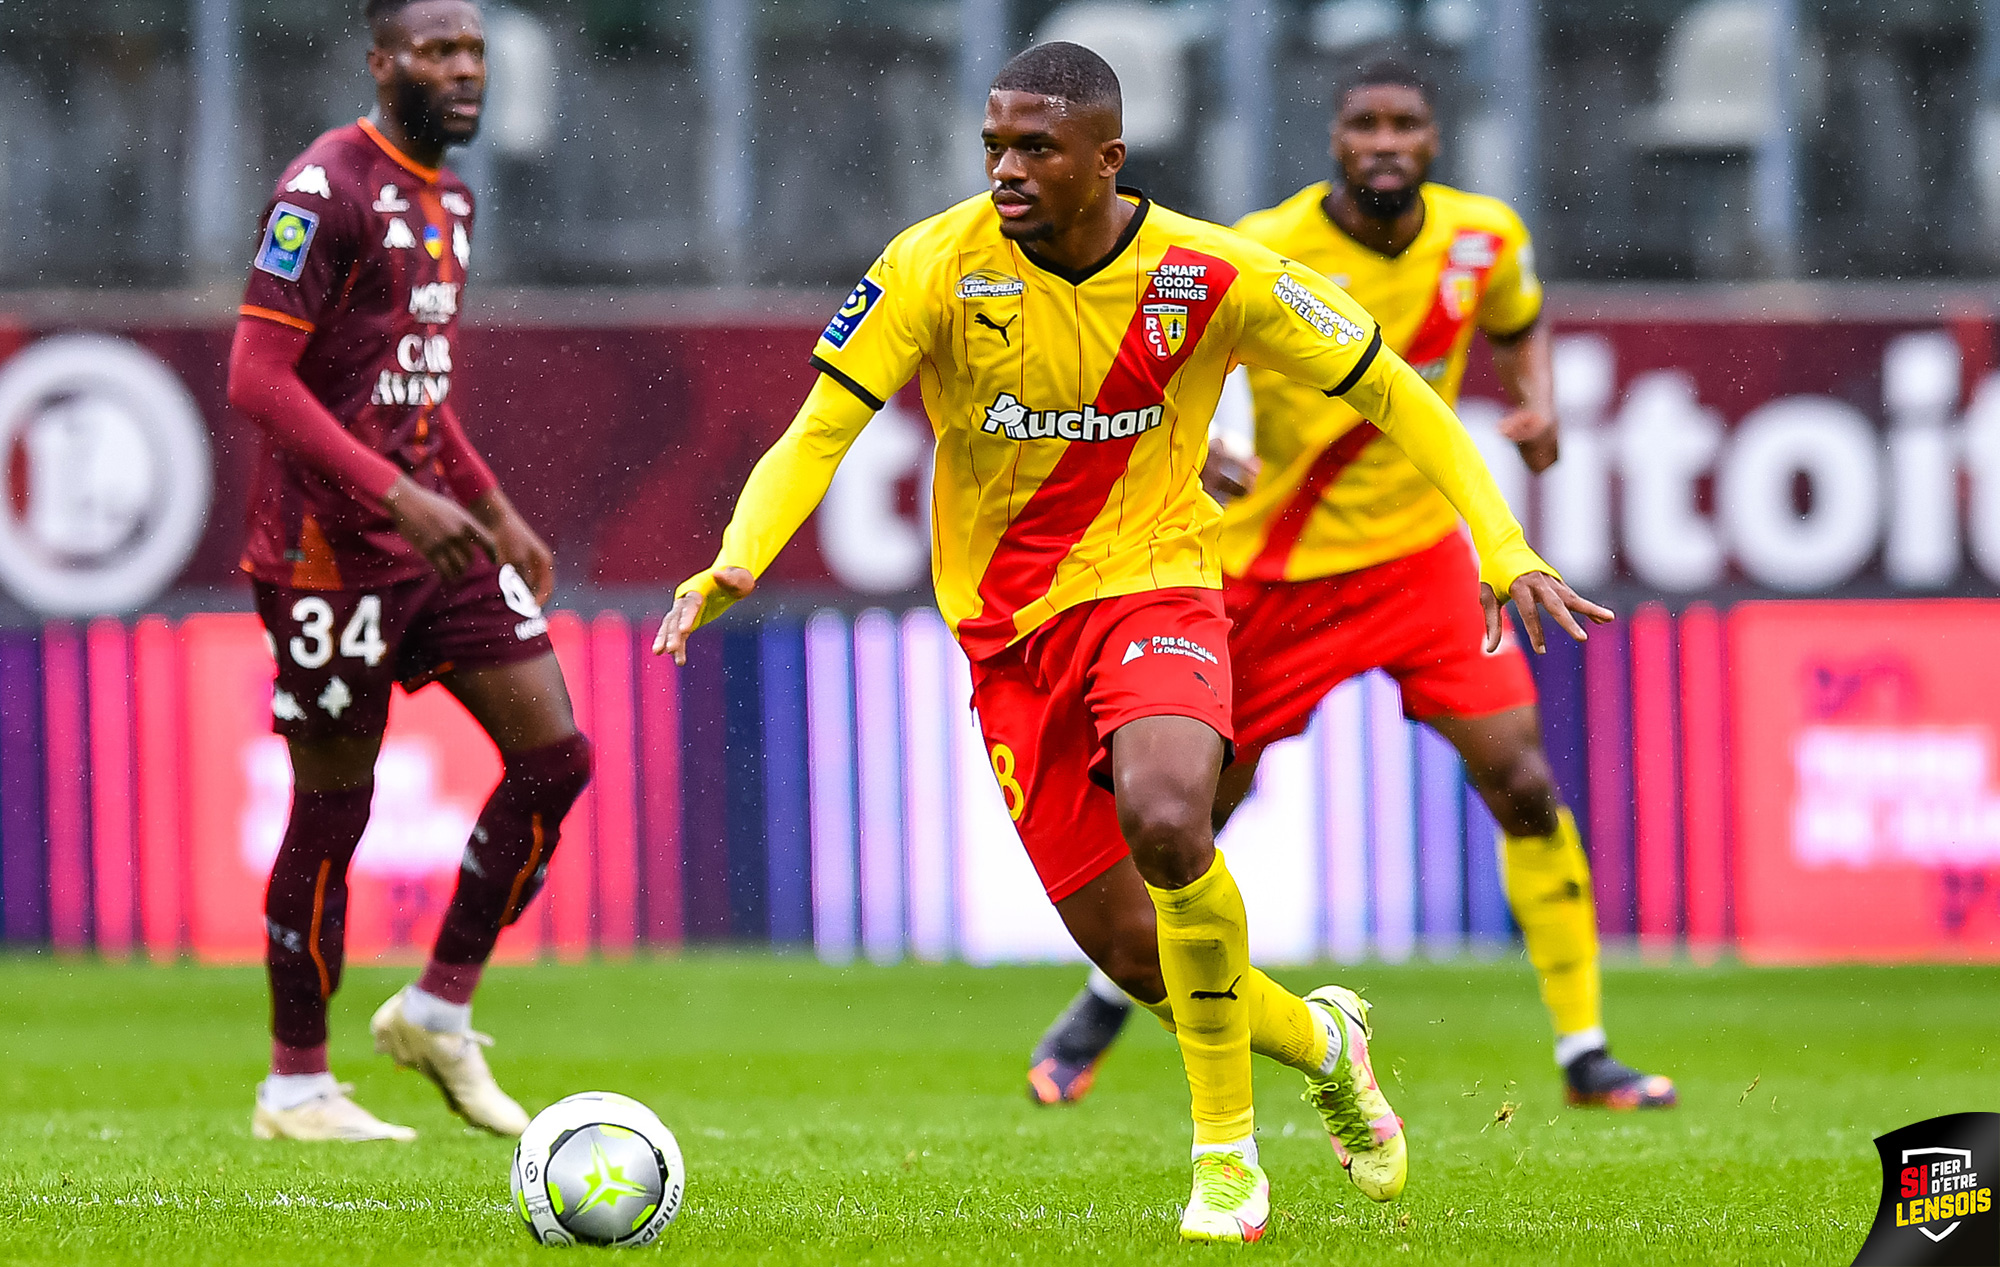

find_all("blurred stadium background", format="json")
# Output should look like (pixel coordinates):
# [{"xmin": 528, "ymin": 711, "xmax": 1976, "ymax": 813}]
[{"xmin": 2, "ymin": 0, "xmax": 1999, "ymax": 972}]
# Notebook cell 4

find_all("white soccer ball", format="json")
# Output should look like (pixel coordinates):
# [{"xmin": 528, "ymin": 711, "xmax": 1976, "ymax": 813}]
[{"xmin": 510, "ymin": 1091, "xmax": 685, "ymax": 1248}]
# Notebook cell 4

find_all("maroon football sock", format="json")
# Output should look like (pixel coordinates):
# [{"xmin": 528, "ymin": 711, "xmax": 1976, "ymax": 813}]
[
  {"xmin": 428, "ymin": 735, "xmax": 593, "ymax": 976},
  {"xmin": 414, "ymin": 959, "xmax": 482, "ymax": 1006},
  {"xmin": 264, "ymin": 785, "xmax": 373, "ymax": 1054},
  {"xmin": 271, "ymin": 1039, "xmax": 330, "ymax": 1076}
]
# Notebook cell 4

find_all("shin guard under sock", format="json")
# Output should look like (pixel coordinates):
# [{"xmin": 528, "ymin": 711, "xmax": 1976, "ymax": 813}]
[
  {"xmin": 1502, "ymin": 807, "xmax": 1604, "ymax": 1043},
  {"xmin": 265, "ymin": 785, "xmax": 373, "ymax": 1052},
  {"xmin": 1147, "ymin": 850, "xmax": 1255, "ymax": 1147},
  {"xmin": 428, "ymin": 734, "xmax": 593, "ymax": 972}
]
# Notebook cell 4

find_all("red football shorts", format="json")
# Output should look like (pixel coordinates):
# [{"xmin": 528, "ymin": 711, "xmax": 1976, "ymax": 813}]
[
  {"xmin": 967, "ymin": 587, "xmax": 1234, "ymax": 903},
  {"xmin": 1228, "ymin": 531, "xmax": 1538, "ymax": 765},
  {"xmin": 252, "ymin": 554, "xmax": 556, "ymax": 741}
]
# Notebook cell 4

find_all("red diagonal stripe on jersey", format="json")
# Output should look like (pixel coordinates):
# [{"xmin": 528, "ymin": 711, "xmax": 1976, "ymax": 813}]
[
  {"xmin": 1240, "ymin": 422, "xmax": 1380, "ymax": 581},
  {"xmin": 1401, "ymin": 230, "xmax": 1503, "ymax": 368},
  {"xmin": 957, "ymin": 245, "xmax": 1240, "ymax": 660},
  {"xmin": 1242, "ymin": 229, "xmax": 1506, "ymax": 583}
]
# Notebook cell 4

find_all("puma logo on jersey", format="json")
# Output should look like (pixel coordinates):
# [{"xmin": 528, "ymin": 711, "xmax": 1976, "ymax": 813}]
[
  {"xmin": 974, "ymin": 312, "xmax": 1016, "ymax": 345},
  {"xmin": 1190, "ymin": 975, "xmax": 1243, "ymax": 1001},
  {"xmin": 981, "ymin": 392, "xmax": 1163, "ymax": 443}
]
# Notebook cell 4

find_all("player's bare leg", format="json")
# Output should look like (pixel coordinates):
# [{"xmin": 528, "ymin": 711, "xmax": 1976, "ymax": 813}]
[
  {"xmin": 1028, "ymin": 751, "xmax": 1261, "ymax": 1105},
  {"xmin": 1101, "ymin": 715, "xmax": 1267, "ymax": 1240},
  {"xmin": 1428, "ymin": 705, "xmax": 1675, "ymax": 1109},
  {"xmin": 1047, "ymin": 745, "xmax": 1406, "ymax": 1208},
  {"xmin": 372, "ymin": 652, "xmax": 592, "ymax": 1136},
  {"xmin": 256, "ymin": 731, "xmax": 416, "ymax": 1142}
]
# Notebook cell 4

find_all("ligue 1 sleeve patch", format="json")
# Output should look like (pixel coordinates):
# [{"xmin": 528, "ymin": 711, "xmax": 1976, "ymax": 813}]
[
  {"xmin": 821, "ymin": 276, "xmax": 884, "ymax": 349},
  {"xmin": 254, "ymin": 202, "xmax": 321, "ymax": 282}
]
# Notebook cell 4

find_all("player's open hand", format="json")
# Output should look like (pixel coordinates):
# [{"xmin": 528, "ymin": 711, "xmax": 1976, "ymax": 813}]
[
  {"xmin": 652, "ymin": 567, "xmax": 757, "ymax": 666},
  {"xmin": 1481, "ymin": 571, "xmax": 1614, "ymax": 654},
  {"xmin": 1201, "ymin": 438, "xmax": 1262, "ymax": 504},
  {"xmin": 471, "ymin": 490, "xmax": 556, "ymax": 605},
  {"xmin": 384, "ymin": 475, "xmax": 497, "ymax": 583}
]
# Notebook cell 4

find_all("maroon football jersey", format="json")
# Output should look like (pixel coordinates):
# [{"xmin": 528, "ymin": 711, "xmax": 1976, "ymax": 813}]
[{"xmin": 239, "ymin": 118, "xmax": 476, "ymax": 589}]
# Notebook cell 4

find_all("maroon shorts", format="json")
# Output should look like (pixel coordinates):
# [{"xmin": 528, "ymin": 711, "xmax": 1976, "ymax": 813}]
[
  {"xmin": 252, "ymin": 555, "xmax": 555, "ymax": 740},
  {"xmin": 1228, "ymin": 532, "xmax": 1539, "ymax": 764},
  {"xmin": 968, "ymin": 588, "xmax": 1234, "ymax": 903}
]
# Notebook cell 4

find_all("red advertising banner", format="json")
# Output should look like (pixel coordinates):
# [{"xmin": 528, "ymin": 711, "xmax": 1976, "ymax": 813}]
[
  {"xmin": 3, "ymin": 302, "xmax": 1998, "ymax": 616},
  {"xmin": 1732, "ymin": 600, "xmax": 2000, "ymax": 962},
  {"xmin": 175, "ymin": 611, "xmax": 630, "ymax": 964}
]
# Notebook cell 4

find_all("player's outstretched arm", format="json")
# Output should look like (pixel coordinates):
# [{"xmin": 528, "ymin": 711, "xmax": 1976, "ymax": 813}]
[
  {"xmin": 229, "ymin": 317, "xmax": 497, "ymax": 580},
  {"xmin": 1344, "ymin": 349, "xmax": 1612, "ymax": 651},
  {"xmin": 651, "ymin": 374, "xmax": 878, "ymax": 665}
]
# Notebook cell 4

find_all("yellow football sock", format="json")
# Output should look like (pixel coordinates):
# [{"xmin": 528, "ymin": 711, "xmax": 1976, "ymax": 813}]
[
  {"xmin": 1501, "ymin": 807, "xmax": 1602, "ymax": 1039},
  {"xmin": 1130, "ymin": 970, "xmax": 1328, "ymax": 1075},
  {"xmin": 1148, "ymin": 850, "xmax": 1256, "ymax": 1146}
]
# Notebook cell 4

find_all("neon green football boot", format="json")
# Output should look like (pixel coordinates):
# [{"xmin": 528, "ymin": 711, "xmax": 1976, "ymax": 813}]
[
  {"xmin": 1301, "ymin": 984, "xmax": 1407, "ymax": 1202},
  {"xmin": 1178, "ymin": 1151, "xmax": 1270, "ymax": 1243}
]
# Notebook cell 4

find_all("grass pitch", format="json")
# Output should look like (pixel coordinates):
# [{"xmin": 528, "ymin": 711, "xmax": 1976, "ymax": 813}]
[{"xmin": 0, "ymin": 952, "xmax": 1989, "ymax": 1265}]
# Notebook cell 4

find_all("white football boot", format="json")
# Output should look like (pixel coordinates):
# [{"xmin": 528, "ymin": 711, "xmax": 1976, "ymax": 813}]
[
  {"xmin": 251, "ymin": 1083, "xmax": 416, "ymax": 1142},
  {"xmin": 371, "ymin": 988, "xmax": 531, "ymax": 1136}
]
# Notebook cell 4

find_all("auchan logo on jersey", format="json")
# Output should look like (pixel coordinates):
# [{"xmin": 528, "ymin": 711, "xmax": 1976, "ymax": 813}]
[{"xmin": 980, "ymin": 392, "xmax": 1163, "ymax": 443}]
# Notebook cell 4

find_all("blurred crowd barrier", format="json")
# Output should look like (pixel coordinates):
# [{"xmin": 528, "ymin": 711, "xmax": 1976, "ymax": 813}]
[
  {"xmin": 2, "ymin": 301, "xmax": 2000, "ymax": 962},
  {"xmin": 7, "ymin": 1, "xmax": 2000, "ymax": 287}
]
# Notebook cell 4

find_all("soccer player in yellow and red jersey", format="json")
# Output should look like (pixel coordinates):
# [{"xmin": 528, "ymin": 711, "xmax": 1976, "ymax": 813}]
[
  {"xmin": 656, "ymin": 43, "xmax": 1609, "ymax": 1242},
  {"xmin": 1027, "ymin": 58, "xmax": 1676, "ymax": 1116}
]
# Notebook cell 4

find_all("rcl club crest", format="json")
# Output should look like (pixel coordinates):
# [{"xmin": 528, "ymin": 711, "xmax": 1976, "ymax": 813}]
[
  {"xmin": 1852, "ymin": 1113, "xmax": 2000, "ymax": 1265},
  {"xmin": 1142, "ymin": 302, "xmax": 1187, "ymax": 359}
]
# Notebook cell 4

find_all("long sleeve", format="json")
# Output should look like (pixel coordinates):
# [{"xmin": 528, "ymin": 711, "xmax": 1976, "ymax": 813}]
[
  {"xmin": 675, "ymin": 373, "xmax": 880, "ymax": 628},
  {"xmin": 1341, "ymin": 347, "xmax": 1551, "ymax": 593},
  {"xmin": 434, "ymin": 401, "xmax": 500, "ymax": 505},
  {"xmin": 1233, "ymin": 254, "xmax": 1553, "ymax": 594},
  {"xmin": 227, "ymin": 316, "xmax": 404, "ymax": 504}
]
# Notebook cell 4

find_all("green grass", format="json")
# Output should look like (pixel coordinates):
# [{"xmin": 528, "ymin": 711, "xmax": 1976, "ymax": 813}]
[{"xmin": 0, "ymin": 953, "xmax": 1991, "ymax": 1265}]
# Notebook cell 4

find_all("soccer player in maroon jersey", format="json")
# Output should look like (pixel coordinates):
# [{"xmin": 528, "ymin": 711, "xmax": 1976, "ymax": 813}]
[{"xmin": 226, "ymin": 0, "xmax": 591, "ymax": 1142}]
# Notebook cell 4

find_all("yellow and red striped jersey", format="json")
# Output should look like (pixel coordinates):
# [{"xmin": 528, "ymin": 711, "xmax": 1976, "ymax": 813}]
[
  {"xmin": 1222, "ymin": 182, "xmax": 1543, "ymax": 582},
  {"xmin": 810, "ymin": 191, "xmax": 1396, "ymax": 659}
]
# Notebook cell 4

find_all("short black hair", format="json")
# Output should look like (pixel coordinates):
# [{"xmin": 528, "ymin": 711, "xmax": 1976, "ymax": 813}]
[
  {"xmin": 991, "ymin": 41, "xmax": 1123, "ymax": 120},
  {"xmin": 1333, "ymin": 56, "xmax": 1435, "ymax": 116},
  {"xmin": 364, "ymin": 0, "xmax": 471, "ymax": 35}
]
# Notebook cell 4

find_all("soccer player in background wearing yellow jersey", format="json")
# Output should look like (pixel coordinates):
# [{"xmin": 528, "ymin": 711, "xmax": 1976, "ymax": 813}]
[
  {"xmin": 656, "ymin": 44, "xmax": 1608, "ymax": 1243},
  {"xmin": 1027, "ymin": 58, "xmax": 1677, "ymax": 1116}
]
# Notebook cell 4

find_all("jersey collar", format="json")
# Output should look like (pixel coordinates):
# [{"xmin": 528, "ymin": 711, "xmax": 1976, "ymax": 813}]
[
  {"xmin": 1017, "ymin": 187, "xmax": 1151, "ymax": 286},
  {"xmin": 357, "ymin": 117, "xmax": 443, "ymax": 184}
]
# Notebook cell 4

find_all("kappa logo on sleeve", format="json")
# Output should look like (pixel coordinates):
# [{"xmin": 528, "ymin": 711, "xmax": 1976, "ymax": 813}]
[
  {"xmin": 283, "ymin": 166, "xmax": 331, "ymax": 199},
  {"xmin": 254, "ymin": 202, "xmax": 321, "ymax": 282},
  {"xmin": 821, "ymin": 276, "xmax": 884, "ymax": 349}
]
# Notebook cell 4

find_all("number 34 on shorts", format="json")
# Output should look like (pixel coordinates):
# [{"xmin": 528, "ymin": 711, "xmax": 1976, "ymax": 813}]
[{"xmin": 284, "ymin": 594, "xmax": 386, "ymax": 668}]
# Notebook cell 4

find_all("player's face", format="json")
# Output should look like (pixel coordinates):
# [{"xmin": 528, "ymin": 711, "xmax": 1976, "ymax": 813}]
[
  {"xmin": 983, "ymin": 91, "xmax": 1125, "ymax": 244},
  {"xmin": 371, "ymin": 0, "xmax": 487, "ymax": 149},
  {"xmin": 1331, "ymin": 85, "xmax": 1437, "ymax": 213}
]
